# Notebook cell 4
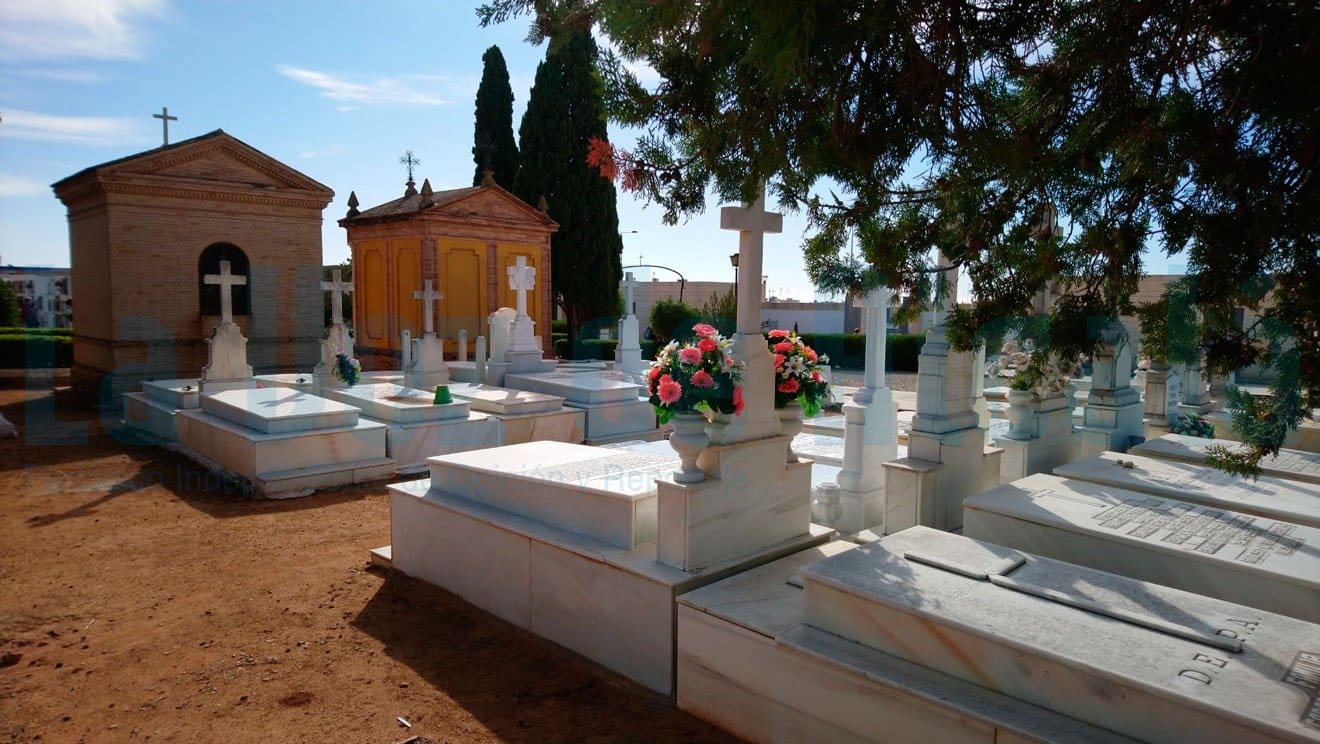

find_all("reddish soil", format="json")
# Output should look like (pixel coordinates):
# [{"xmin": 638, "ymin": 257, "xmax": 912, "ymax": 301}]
[{"xmin": 0, "ymin": 387, "xmax": 741, "ymax": 744}]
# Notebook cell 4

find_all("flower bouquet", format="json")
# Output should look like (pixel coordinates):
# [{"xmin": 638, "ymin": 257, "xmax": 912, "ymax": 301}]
[
  {"xmin": 1170, "ymin": 413, "xmax": 1215, "ymax": 439},
  {"xmin": 332, "ymin": 352, "xmax": 361, "ymax": 386},
  {"xmin": 766, "ymin": 330, "xmax": 830, "ymax": 417},
  {"xmin": 647, "ymin": 323, "xmax": 745, "ymax": 424}
]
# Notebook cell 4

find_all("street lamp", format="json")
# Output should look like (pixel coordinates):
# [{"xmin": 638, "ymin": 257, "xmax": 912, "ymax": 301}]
[{"xmin": 729, "ymin": 253, "xmax": 739, "ymax": 307}]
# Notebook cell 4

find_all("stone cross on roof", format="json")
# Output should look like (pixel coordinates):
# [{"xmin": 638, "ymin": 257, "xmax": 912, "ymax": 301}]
[
  {"xmin": 321, "ymin": 269, "xmax": 353, "ymax": 326},
  {"xmin": 720, "ymin": 183, "xmax": 782, "ymax": 335},
  {"xmin": 413, "ymin": 279, "xmax": 443, "ymax": 336},
  {"xmin": 621, "ymin": 271, "xmax": 636, "ymax": 317},
  {"xmin": 152, "ymin": 106, "xmax": 177, "ymax": 146},
  {"xmin": 203, "ymin": 260, "xmax": 246, "ymax": 324},
  {"xmin": 507, "ymin": 256, "xmax": 535, "ymax": 318}
]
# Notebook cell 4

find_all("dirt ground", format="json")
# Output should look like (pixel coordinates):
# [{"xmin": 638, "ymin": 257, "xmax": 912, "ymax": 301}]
[{"xmin": 0, "ymin": 386, "xmax": 742, "ymax": 744}]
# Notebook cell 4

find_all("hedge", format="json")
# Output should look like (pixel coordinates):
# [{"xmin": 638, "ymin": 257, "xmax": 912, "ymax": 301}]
[
  {"xmin": 575, "ymin": 338, "xmax": 619, "ymax": 361},
  {"xmin": 796, "ymin": 332, "xmax": 924, "ymax": 372},
  {"xmin": 0, "ymin": 327, "xmax": 72, "ymax": 337},
  {"xmin": 550, "ymin": 319, "xmax": 569, "ymax": 335},
  {"xmin": 0, "ymin": 334, "xmax": 73, "ymax": 368}
]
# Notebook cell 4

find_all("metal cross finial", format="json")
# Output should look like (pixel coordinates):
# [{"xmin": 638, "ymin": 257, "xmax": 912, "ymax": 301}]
[
  {"xmin": 400, "ymin": 150, "xmax": 421, "ymax": 184},
  {"xmin": 153, "ymin": 107, "xmax": 178, "ymax": 146}
]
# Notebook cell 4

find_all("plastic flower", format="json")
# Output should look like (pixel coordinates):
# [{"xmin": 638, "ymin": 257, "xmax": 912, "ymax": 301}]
[
  {"xmin": 768, "ymin": 329, "xmax": 790, "ymax": 339},
  {"xmin": 657, "ymin": 375, "xmax": 682, "ymax": 405},
  {"xmin": 773, "ymin": 341, "xmax": 795, "ymax": 354},
  {"xmin": 678, "ymin": 347, "xmax": 702, "ymax": 364},
  {"xmin": 804, "ymin": 348, "xmax": 817, "ymax": 362},
  {"xmin": 693, "ymin": 323, "xmax": 718, "ymax": 337},
  {"xmin": 733, "ymin": 385, "xmax": 745, "ymax": 414},
  {"xmin": 698, "ymin": 337, "xmax": 718, "ymax": 353},
  {"xmin": 778, "ymin": 378, "xmax": 800, "ymax": 394},
  {"xmin": 691, "ymin": 369, "xmax": 716, "ymax": 388}
]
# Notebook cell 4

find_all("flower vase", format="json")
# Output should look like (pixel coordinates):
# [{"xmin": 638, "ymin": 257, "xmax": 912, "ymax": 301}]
[
  {"xmin": 668, "ymin": 412, "xmax": 709, "ymax": 484},
  {"xmin": 811, "ymin": 482, "xmax": 843, "ymax": 528},
  {"xmin": 778, "ymin": 401, "xmax": 804, "ymax": 462},
  {"xmin": 1005, "ymin": 389, "xmax": 1036, "ymax": 440}
]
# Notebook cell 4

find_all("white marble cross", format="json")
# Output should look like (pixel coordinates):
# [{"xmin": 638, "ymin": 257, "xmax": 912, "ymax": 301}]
[
  {"xmin": 621, "ymin": 271, "xmax": 636, "ymax": 317},
  {"xmin": 321, "ymin": 269, "xmax": 353, "ymax": 326},
  {"xmin": 413, "ymin": 279, "xmax": 443, "ymax": 336},
  {"xmin": 204, "ymin": 260, "xmax": 246, "ymax": 324},
  {"xmin": 862, "ymin": 285, "xmax": 891, "ymax": 391},
  {"xmin": 720, "ymin": 183, "xmax": 782, "ymax": 334},
  {"xmin": 507, "ymin": 256, "xmax": 536, "ymax": 318}
]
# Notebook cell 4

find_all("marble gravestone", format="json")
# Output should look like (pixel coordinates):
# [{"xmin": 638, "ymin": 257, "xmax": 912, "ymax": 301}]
[
  {"xmin": 403, "ymin": 280, "xmax": 450, "ymax": 390},
  {"xmin": 1055, "ymin": 451, "xmax": 1320, "ymax": 528},
  {"xmin": 1133, "ymin": 433, "xmax": 1320, "ymax": 486},
  {"xmin": 503, "ymin": 370, "xmax": 656, "ymax": 443},
  {"xmin": 614, "ymin": 272, "xmax": 648, "ymax": 376},
  {"xmin": 312, "ymin": 268, "xmax": 355, "ymax": 393},
  {"xmin": 198, "ymin": 260, "xmax": 255, "ymax": 393},
  {"xmin": 964, "ymin": 473, "xmax": 1320, "ymax": 622},
  {"xmin": 799, "ymin": 526, "xmax": 1320, "ymax": 744}
]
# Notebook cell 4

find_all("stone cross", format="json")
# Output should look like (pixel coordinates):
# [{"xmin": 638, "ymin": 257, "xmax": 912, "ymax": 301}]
[
  {"xmin": 720, "ymin": 183, "xmax": 782, "ymax": 334},
  {"xmin": 321, "ymin": 269, "xmax": 353, "ymax": 326},
  {"xmin": 621, "ymin": 271, "xmax": 636, "ymax": 317},
  {"xmin": 933, "ymin": 251, "xmax": 958, "ymax": 328},
  {"xmin": 204, "ymin": 260, "xmax": 246, "ymax": 324},
  {"xmin": 153, "ymin": 106, "xmax": 177, "ymax": 146},
  {"xmin": 413, "ymin": 280, "xmax": 443, "ymax": 336},
  {"xmin": 507, "ymin": 256, "xmax": 536, "ymax": 318},
  {"xmin": 861, "ymin": 286, "xmax": 891, "ymax": 391}
]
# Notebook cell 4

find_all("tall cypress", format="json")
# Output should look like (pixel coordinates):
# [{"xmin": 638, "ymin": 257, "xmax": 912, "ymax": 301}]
[
  {"xmin": 513, "ymin": 31, "xmax": 623, "ymax": 339},
  {"xmin": 471, "ymin": 45, "xmax": 519, "ymax": 188}
]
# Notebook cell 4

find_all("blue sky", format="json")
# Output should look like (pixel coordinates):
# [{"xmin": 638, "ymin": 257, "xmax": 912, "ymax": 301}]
[{"xmin": 0, "ymin": 1, "xmax": 1180, "ymax": 302}]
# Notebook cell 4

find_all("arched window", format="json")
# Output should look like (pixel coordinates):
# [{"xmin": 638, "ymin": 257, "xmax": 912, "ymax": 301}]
[{"xmin": 198, "ymin": 243, "xmax": 251, "ymax": 317}]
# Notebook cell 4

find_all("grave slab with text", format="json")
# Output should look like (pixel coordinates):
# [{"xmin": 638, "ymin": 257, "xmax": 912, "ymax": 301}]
[{"xmin": 1133, "ymin": 433, "xmax": 1320, "ymax": 486}]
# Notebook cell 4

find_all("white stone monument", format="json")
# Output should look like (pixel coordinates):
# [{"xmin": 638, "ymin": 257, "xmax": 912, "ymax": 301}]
[
  {"xmin": 474, "ymin": 334, "xmax": 487, "ymax": 384},
  {"xmin": 457, "ymin": 328, "xmax": 468, "ymax": 364},
  {"xmin": 1076, "ymin": 324, "xmax": 1145, "ymax": 457},
  {"xmin": 199, "ymin": 260, "xmax": 254, "ymax": 393},
  {"xmin": 484, "ymin": 307, "xmax": 517, "ymax": 385},
  {"xmin": 883, "ymin": 253, "xmax": 1000, "ymax": 531},
  {"xmin": 312, "ymin": 268, "xmax": 355, "ymax": 393},
  {"xmin": 613, "ymin": 271, "xmax": 647, "ymax": 376},
  {"xmin": 831, "ymin": 285, "xmax": 899, "ymax": 534},
  {"xmin": 403, "ymin": 280, "xmax": 450, "ymax": 390},
  {"xmin": 1144, "ymin": 360, "xmax": 1180, "ymax": 439}
]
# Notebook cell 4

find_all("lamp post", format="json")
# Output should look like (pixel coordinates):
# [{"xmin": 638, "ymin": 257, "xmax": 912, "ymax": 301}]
[{"xmin": 729, "ymin": 253, "xmax": 740, "ymax": 308}]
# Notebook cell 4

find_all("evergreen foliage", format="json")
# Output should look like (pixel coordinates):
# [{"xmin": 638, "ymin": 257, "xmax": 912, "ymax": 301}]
[
  {"xmin": 0, "ymin": 280, "xmax": 19, "ymax": 327},
  {"xmin": 513, "ymin": 30, "xmax": 624, "ymax": 339},
  {"xmin": 481, "ymin": 0, "xmax": 1319, "ymax": 473},
  {"xmin": 471, "ymin": 45, "xmax": 520, "ymax": 189}
]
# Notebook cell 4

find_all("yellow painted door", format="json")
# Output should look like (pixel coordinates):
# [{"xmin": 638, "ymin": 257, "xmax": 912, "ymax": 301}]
[
  {"xmin": 356, "ymin": 241, "xmax": 388, "ymax": 350},
  {"xmin": 437, "ymin": 238, "xmax": 485, "ymax": 356},
  {"xmin": 391, "ymin": 238, "xmax": 422, "ymax": 350}
]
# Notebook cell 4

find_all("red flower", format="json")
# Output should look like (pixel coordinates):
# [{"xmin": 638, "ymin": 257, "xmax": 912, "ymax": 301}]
[
  {"xmin": 768, "ymin": 329, "xmax": 790, "ymax": 339},
  {"xmin": 778, "ymin": 378, "xmax": 800, "ymax": 394},
  {"xmin": 698, "ymin": 337, "xmax": 718, "ymax": 353},
  {"xmin": 811, "ymin": 370, "xmax": 823, "ymax": 383},
  {"xmin": 692, "ymin": 323, "xmax": 718, "ymax": 337},
  {"xmin": 732, "ymin": 385, "xmax": 745, "ymax": 415},
  {"xmin": 774, "ymin": 353, "xmax": 786, "ymax": 369},
  {"xmin": 678, "ymin": 346, "xmax": 702, "ymax": 364},
  {"xmin": 773, "ymin": 341, "xmax": 795, "ymax": 354},
  {"xmin": 691, "ymin": 369, "xmax": 716, "ymax": 388},
  {"xmin": 657, "ymin": 375, "xmax": 682, "ymax": 405},
  {"xmin": 804, "ymin": 347, "xmax": 817, "ymax": 362},
  {"xmin": 648, "ymin": 366, "xmax": 662, "ymax": 381}
]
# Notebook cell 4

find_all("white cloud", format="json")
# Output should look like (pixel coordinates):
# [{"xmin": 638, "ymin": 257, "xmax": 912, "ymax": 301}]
[
  {"xmin": 0, "ymin": 108, "xmax": 142, "ymax": 145},
  {"xmin": 0, "ymin": 0, "xmax": 167, "ymax": 61},
  {"xmin": 18, "ymin": 68, "xmax": 106, "ymax": 84},
  {"xmin": 0, "ymin": 174, "xmax": 47, "ymax": 197},
  {"xmin": 277, "ymin": 65, "xmax": 465, "ymax": 107}
]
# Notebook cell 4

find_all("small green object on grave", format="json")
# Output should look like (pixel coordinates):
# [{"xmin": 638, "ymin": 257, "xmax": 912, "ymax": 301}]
[{"xmin": 433, "ymin": 385, "xmax": 452, "ymax": 405}]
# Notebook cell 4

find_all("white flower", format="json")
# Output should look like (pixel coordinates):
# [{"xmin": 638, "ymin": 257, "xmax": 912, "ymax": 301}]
[{"xmin": 786, "ymin": 356, "xmax": 807, "ymax": 375}]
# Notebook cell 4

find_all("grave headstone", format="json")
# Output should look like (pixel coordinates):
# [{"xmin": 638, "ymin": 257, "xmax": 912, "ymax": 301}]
[
  {"xmin": 199, "ymin": 260, "xmax": 254, "ymax": 393},
  {"xmin": 485, "ymin": 307, "xmax": 518, "ymax": 385},
  {"xmin": 458, "ymin": 329, "xmax": 468, "ymax": 363},
  {"xmin": 614, "ymin": 272, "xmax": 647, "ymax": 375},
  {"xmin": 474, "ymin": 335, "xmax": 487, "ymax": 384},
  {"xmin": 312, "ymin": 268, "xmax": 355, "ymax": 392},
  {"xmin": 1077, "ymin": 328, "xmax": 1144, "ymax": 457},
  {"xmin": 404, "ymin": 280, "xmax": 449, "ymax": 390}
]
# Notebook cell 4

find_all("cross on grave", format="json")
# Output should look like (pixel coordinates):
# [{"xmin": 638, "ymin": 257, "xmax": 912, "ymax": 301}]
[
  {"xmin": 152, "ymin": 106, "xmax": 177, "ymax": 146},
  {"xmin": 321, "ymin": 269, "xmax": 353, "ymax": 326},
  {"xmin": 203, "ymin": 260, "xmax": 247, "ymax": 324},
  {"xmin": 413, "ymin": 280, "xmax": 443, "ymax": 336},
  {"xmin": 621, "ymin": 271, "xmax": 637, "ymax": 317},
  {"xmin": 508, "ymin": 256, "xmax": 536, "ymax": 319},
  {"xmin": 719, "ymin": 183, "xmax": 782, "ymax": 334}
]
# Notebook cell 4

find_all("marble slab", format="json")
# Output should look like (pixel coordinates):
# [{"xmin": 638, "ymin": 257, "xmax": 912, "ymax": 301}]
[
  {"xmin": 569, "ymin": 397, "xmax": 658, "ymax": 442},
  {"xmin": 1056, "ymin": 451, "xmax": 1320, "ymax": 528},
  {"xmin": 801, "ymin": 414, "xmax": 846, "ymax": 437},
  {"xmin": 428, "ymin": 441, "xmax": 675, "ymax": 550},
  {"xmin": 447, "ymin": 382, "xmax": 564, "ymax": 415},
  {"xmin": 321, "ymin": 383, "xmax": 470, "ymax": 424},
  {"xmin": 1133, "ymin": 434, "xmax": 1320, "ymax": 485},
  {"xmin": 505, "ymin": 371, "xmax": 644, "ymax": 404},
  {"xmin": 123, "ymin": 392, "xmax": 179, "ymax": 441},
  {"xmin": 251, "ymin": 373, "xmax": 315, "ymax": 392},
  {"xmin": 141, "ymin": 378, "xmax": 201, "ymax": 409},
  {"xmin": 964, "ymin": 473, "xmax": 1320, "ymax": 622},
  {"xmin": 200, "ymin": 387, "xmax": 359, "ymax": 434},
  {"xmin": 801, "ymin": 526, "xmax": 1320, "ymax": 744},
  {"xmin": 792, "ymin": 432, "xmax": 846, "ymax": 465},
  {"xmin": 494, "ymin": 409, "xmax": 585, "ymax": 445},
  {"xmin": 383, "ymin": 414, "xmax": 501, "ymax": 469}
]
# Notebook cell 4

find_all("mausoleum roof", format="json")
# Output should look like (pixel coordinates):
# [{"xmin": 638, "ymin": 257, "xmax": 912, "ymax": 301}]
[{"xmin": 339, "ymin": 181, "xmax": 558, "ymax": 230}]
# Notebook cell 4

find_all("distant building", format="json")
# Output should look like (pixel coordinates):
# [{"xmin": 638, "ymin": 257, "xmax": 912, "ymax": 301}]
[{"xmin": 0, "ymin": 266, "xmax": 72, "ymax": 328}]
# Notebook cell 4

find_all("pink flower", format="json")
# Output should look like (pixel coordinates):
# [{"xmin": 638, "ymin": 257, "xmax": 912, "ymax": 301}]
[
  {"xmin": 733, "ymin": 385, "xmax": 745, "ymax": 415},
  {"xmin": 692, "ymin": 323, "xmax": 718, "ymax": 337},
  {"xmin": 768, "ymin": 329, "xmax": 790, "ymax": 339},
  {"xmin": 811, "ymin": 370, "xmax": 823, "ymax": 383},
  {"xmin": 678, "ymin": 346, "xmax": 702, "ymax": 364},
  {"xmin": 698, "ymin": 337, "xmax": 718, "ymax": 353},
  {"xmin": 648, "ymin": 366, "xmax": 662, "ymax": 381},
  {"xmin": 657, "ymin": 375, "xmax": 682, "ymax": 405},
  {"xmin": 778, "ymin": 378, "xmax": 800, "ymax": 394},
  {"xmin": 804, "ymin": 347, "xmax": 817, "ymax": 362},
  {"xmin": 774, "ymin": 353, "xmax": 786, "ymax": 369},
  {"xmin": 691, "ymin": 369, "xmax": 716, "ymax": 388},
  {"xmin": 773, "ymin": 341, "xmax": 795, "ymax": 354}
]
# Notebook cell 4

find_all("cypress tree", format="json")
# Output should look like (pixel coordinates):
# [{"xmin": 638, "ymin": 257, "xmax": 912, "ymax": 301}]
[
  {"xmin": 471, "ymin": 45, "xmax": 519, "ymax": 188},
  {"xmin": 514, "ymin": 31, "xmax": 623, "ymax": 339},
  {"xmin": 0, "ymin": 279, "xmax": 19, "ymax": 327}
]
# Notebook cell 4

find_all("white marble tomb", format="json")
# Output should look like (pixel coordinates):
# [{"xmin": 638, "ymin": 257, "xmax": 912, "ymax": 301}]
[
  {"xmin": 503, "ymin": 370, "xmax": 656, "ymax": 443},
  {"xmin": 964, "ymin": 473, "xmax": 1320, "ymax": 622},
  {"xmin": 1133, "ymin": 433, "xmax": 1320, "ymax": 486},
  {"xmin": 318, "ymin": 383, "xmax": 499, "ymax": 470},
  {"xmin": 798, "ymin": 526, "xmax": 1320, "ymax": 744},
  {"xmin": 1055, "ymin": 451, "xmax": 1320, "ymax": 528},
  {"xmin": 122, "ymin": 378, "xmax": 201, "ymax": 441}
]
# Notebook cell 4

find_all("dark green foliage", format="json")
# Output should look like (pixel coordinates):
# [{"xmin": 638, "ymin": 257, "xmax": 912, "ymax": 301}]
[
  {"xmin": 647, "ymin": 298, "xmax": 699, "ymax": 345},
  {"xmin": 512, "ymin": 30, "xmax": 623, "ymax": 340},
  {"xmin": 472, "ymin": 45, "xmax": 520, "ymax": 188},
  {"xmin": 550, "ymin": 319, "xmax": 569, "ymax": 335},
  {"xmin": 639, "ymin": 340, "xmax": 657, "ymax": 361},
  {"xmin": 0, "ymin": 281, "xmax": 19, "ymax": 327},
  {"xmin": 0, "ymin": 327, "xmax": 71, "ymax": 336},
  {"xmin": 795, "ymin": 333, "xmax": 922, "ymax": 371},
  {"xmin": 576, "ymin": 338, "xmax": 618, "ymax": 361},
  {"xmin": 553, "ymin": 337, "xmax": 570, "ymax": 358},
  {"xmin": 0, "ymin": 334, "xmax": 72, "ymax": 368}
]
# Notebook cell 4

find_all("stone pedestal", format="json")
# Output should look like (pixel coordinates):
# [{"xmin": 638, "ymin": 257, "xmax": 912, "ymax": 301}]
[
  {"xmin": 1174, "ymin": 358, "xmax": 1214, "ymax": 416},
  {"xmin": 996, "ymin": 396, "xmax": 1077, "ymax": 482},
  {"xmin": 614, "ymin": 315, "xmax": 646, "ymax": 374},
  {"xmin": 833, "ymin": 389, "xmax": 898, "ymax": 535},
  {"xmin": 911, "ymin": 328, "xmax": 979, "ymax": 435},
  {"xmin": 404, "ymin": 333, "xmax": 449, "ymax": 390},
  {"xmin": 311, "ymin": 322, "xmax": 355, "ymax": 395},
  {"xmin": 1077, "ymin": 339, "xmax": 1145, "ymax": 457},
  {"xmin": 199, "ymin": 321, "xmax": 254, "ymax": 393},
  {"xmin": 971, "ymin": 345, "xmax": 990, "ymax": 429},
  {"xmin": 1143, "ymin": 362, "xmax": 1179, "ymax": 439}
]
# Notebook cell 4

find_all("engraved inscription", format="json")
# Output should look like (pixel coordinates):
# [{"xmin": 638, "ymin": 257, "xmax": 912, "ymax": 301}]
[
  {"xmin": 1090, "ymin": 498, "xmax": 1307, "ymax": 565},
  {"xmin": 1285, "ymin": 652, "xmax": 1320, "ymax": 691},
  {"xmin": 525, "ymin": 452, "xmax": 678, "ymax": 491}
]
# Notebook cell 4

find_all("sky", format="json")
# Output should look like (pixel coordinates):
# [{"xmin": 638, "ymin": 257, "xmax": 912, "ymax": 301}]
[{"xmin": 0, "ymin": 1, "xmax": 1182, "ymax": 303}]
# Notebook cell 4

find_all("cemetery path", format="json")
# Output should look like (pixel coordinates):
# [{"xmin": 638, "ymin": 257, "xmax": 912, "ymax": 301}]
[{"xmin": 0, "ymin": 387, "xmax": 742, "ymax": 744}]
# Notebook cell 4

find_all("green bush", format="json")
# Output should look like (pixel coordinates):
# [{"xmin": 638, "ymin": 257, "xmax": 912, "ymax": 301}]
[
  {"xmin": 550, "ymin": 319, "xmax": 569, "ymax": 335},
  {"xmin": 648, "ymin": 299, "xmax": 700, "ymax": 344},
  {"xmin": 553, "ymin": 338, "xmax": 570, "ymax": 358},
  {"xmin": 640, "ymin": 340, "xmax": 658, "ymax": 361},
  {"xmin": 888, "ymin": 333, "xmax": 924, "ymax": 372},
  {"xmin": 551, "ymin": 332, "xmax": 569, "ymax": 347},
  {"xmin": 576, "ymin": 338, "xmax": 619, "ymax": 361},
  {"xmin": 795, "ymin": 332, "xmax": 923, "ymax": 372},
  {"xmin": 0, "ymin": 334, "xmax": 72, "ymax": 368},
  {"xmin": 0, "ymin": 327, "xmax": 72, "ymax": 336}
]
